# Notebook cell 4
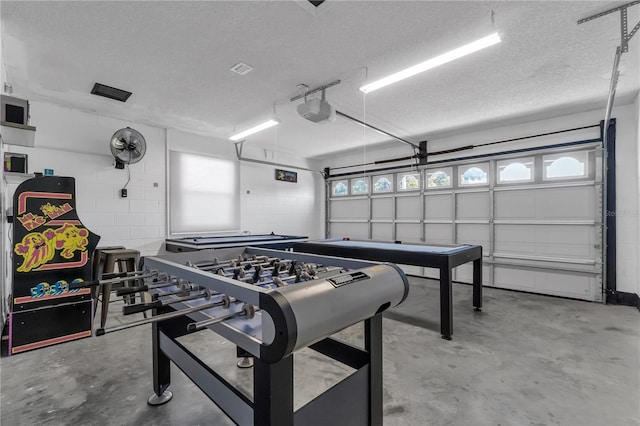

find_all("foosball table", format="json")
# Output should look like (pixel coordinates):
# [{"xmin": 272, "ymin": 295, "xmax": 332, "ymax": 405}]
[{"xmin": 88, "ymin": 247, "xmax": 409, "ymax": 426}]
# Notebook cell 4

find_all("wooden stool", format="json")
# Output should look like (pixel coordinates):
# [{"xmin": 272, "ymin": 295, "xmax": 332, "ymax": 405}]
[{"xmin": 99, "ymin": 248, "xmax": 141, "ymax": 329}]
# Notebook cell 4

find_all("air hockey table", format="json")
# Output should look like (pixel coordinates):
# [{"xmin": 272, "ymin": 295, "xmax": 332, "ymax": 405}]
[
  {"xmin": 293, "ymin": 239, "xmax": 482, "ymax": 340},
  {"xmin": 165, "ymin": 233, "xmax": 308, "ymax": 253}
]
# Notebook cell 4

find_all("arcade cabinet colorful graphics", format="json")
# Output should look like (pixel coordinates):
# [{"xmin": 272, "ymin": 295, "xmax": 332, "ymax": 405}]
[{"xmin": 9, "ymin": 176, "xmax": 100, "ymax": 355}]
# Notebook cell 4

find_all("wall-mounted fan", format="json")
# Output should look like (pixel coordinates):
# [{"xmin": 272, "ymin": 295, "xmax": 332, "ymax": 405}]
[{"xmin": 110, "ymin": 127, "xmax": 146, "ymax": 169}]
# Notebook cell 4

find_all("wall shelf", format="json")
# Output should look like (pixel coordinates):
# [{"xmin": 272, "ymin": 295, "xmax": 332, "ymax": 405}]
[
  {"xmin": 1, "ymin": 121, "xmax": 36, "ymax": 147},
  {"xmin": 3, "ymin": 172, "xmax": 34, "ymax": 184}
]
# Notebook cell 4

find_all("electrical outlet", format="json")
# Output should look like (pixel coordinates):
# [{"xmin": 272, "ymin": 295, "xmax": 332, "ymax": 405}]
[{"xmin": 121, "ymin": 188, "xmax": 127, "ymax": 198}]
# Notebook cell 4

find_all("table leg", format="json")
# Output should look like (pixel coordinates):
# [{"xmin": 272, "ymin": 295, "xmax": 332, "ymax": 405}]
[
  {"xmin": 440, "ymin": 266, "xmax": 453, "ymax": 340},
  {"xmin": 148, "ymin": 321, "xmax": 173, "ymax": 405},
  {"xmin": 365, "ymin": 315, "xmax": 383, "ymax": 426},
  {"xmin": 254, "ymin": 355, "xmax": 294, "ymax": 426},
  {"xmin": 473, "ymin": 258, "xmax": 483, "ymax": 311}
]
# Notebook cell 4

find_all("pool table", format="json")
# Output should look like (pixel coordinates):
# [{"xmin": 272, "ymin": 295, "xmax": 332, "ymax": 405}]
[
  {"xmin": 166, "ymin": 233, "xmax": 308, "ymax": 253},
  {"xmin": 293, "ymin": 239, "xmax": 482, "ymax": 340}
]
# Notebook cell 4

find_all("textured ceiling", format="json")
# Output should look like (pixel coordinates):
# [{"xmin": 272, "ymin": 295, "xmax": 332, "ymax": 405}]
[{"xmin": 1, "ymin": 1, "xmax": 638, "ymax": 159}]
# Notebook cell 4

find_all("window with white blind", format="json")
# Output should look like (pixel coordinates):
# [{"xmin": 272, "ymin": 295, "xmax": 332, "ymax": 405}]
[{"xmin": 169, "ymin": 150, "xmax": 240, "ymax": 234}]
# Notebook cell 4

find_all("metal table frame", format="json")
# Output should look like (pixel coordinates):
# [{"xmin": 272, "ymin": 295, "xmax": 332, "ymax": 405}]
[
  {"xmin": 151, "ymin": 313, "xmax": 383, "ymax": 426},
  {"xmin": 165, "ymin": 234, "xmax": 308, "ymax": 253},
  {"xmin": 144, "ymin": 247, "xmax": 387, "ymax": 426},
  {"xmin": 293, "ymin": 240, "xmax": 483, "ymax": 340}
]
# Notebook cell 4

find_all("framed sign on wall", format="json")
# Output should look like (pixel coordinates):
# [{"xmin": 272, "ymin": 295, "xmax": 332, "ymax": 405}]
[{"xmin": 275, "ymin": 169, "xmax": 297, "ymax": 183}]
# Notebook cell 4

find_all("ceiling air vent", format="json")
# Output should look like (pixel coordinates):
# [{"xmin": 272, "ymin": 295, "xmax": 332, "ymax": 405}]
[
  {"xmin": 91, "ymin": 83, "xmax": 132, "ymax": 102},
  {"xmin": 230, "ymin": 62, "xmax": 254, "ymax": 76}
]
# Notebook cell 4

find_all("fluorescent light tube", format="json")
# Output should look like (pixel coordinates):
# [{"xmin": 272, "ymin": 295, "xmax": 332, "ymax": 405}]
[
  {"xmin": 229, "ymin": 119, "xmax": 279, "ymax": 141},
  {"xmin": 359, "ymin": 32, "xmax": 502, "ymax": 94}
]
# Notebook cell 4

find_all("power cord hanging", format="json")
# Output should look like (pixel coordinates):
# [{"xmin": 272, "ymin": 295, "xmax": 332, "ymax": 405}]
[{"xmin": 121, "ymin": 149, "xmax": 131, "ymax": 198}]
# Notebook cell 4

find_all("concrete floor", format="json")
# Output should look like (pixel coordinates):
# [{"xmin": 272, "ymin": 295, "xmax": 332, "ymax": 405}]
[{"xmin": 1, "ymin": 277, "xmax": 638, "ymax": 426}]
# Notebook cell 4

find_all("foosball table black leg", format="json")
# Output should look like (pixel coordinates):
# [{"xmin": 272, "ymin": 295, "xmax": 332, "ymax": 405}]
[
  {"xmin": 365, "ymin": 314, "xmax": 383, "ymax": 426},
  {"xmin": 148, "ymin": 321, "xmax": 173, "ymax": 406},
  {"xmin": 254, "ymin": 355, "xmax": 294, "ymax": 426}
]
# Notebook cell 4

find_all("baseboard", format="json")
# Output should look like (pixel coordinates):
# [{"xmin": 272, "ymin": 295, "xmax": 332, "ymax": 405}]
[{"xmin": 606, "ymin": 291, "xmax": 640, "ymax": 310}]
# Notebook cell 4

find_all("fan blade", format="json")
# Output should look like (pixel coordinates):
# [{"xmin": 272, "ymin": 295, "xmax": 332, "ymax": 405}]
[{"xmin": 112, "ymin": 137, "xmax": 126, "ymax": 150}]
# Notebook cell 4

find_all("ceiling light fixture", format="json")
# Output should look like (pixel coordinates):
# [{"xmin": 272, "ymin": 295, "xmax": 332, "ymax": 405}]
[
  {"xmin": 359, "ymin": 32, "xmax": 502, "ymax": 94},
  {"xmin": 229, "ymin": 119, "xmax": 279, "ymax": 141}
]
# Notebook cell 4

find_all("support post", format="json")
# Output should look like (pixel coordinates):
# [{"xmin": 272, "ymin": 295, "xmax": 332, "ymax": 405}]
[
  {"xmin": 473, "ymin": 255, "xmax": 483, "ymax": 311},
  {"xmin": 440, "ymin": 264, "xmax": 453, "ymax": 340},
  {"xmin": 254, "ymin": 355, "xmax": 294, "ymax": 426},
  {"xmin": 365, "ymin": 315, "xmax": 383, "ymax": 426},
  {"xmin": 148, "ymin": 321, "xmax": 173, "ymax": 405}
]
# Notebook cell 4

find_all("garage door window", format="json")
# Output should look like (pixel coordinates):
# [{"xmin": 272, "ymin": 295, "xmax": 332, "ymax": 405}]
[
  {"xmin": 397, "ymin": 173, "xmax": 421, "ymax": 191},
  {"xmin": 351, "ymin": 178, "xmax": 370, "ymax": 194},
  {"xmin": 332, "ymin": 181, "xmax": 349, "ymax": 196},
  {"xmin": 426, "ymin": 168, "xmax": 453, "ymax": 189},
  {"xmin": 459, "ymin": 164, "xmax": 488, "ymax": 186},
  {"xmin": 497, "ymin": 157, "xmax": 534, "ymax": 183},
  {"xmin": 543, "ymin": 151, "xmax": 588, "ymax": 180},
  {"xmin": 373, "ymin": 175, "xmax": 393, "ymax": 193}
]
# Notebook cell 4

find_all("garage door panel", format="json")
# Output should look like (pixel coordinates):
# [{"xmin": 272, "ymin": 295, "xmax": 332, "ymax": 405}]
[
  {"xmin": 396, "ymin": 223, "xmax": 421, "ymax": 242},
  {"xmin": 396, "ymin": 196, "xmax": 421, "ymax": 220},
  {"xmin": 495, "ymin": 266, "xmax": 596, "ymax": 299},
  {"xmin": 536, "ymin": 271, "xmax": 596, "ymax": 299},
  {"xmin": 495, "ymin": 224, "xmax": 595, "ymax": 260},
  {"xmin": 330, "ymin": 222, "xmax": 368, "ymax": 239},
  {"xmin": 494, "ymin": 192, "xmax": 535, "ymax": 219},
  {"xmin": 495, "ymin": 266, "xmax": 536, "ymax": 290},
  {"xmin": 454, "ymin": 263, "xmax": 492, "ymax": 286},
  {"xmin": 330, "ymin": 199, "xmax": 368, "ymax": 220},
  {"xmin": 538, "ymin": 187, "xmax": 595, "ymax": 220},
  {"xmin": 424, "ymin": 224, "xmax": 453, "ymax": 244},
  {"xmin": 495, "ymin": 187, "xmax": 595, "ymax": 220},
  {"xmin": 456, "ymin": 224, "xmax": 490, "ymax": 253},
  {"xmin": 371, "ymin": 198, "xmax": 393, "ymax": 220},
  {"xmin": 494, "ymin": 226, "xmax": 535, "ymax": 254},
  {"xmin": 371, "ymin": 223, "xmax": 393, "ymax": 241},
  {"xmin": 457, "ymin": 192, "xmax": 490, "ymax": 220},
  {"xmin": 425, "ymin": 194, "xmax": 452, "ymax": 219}
]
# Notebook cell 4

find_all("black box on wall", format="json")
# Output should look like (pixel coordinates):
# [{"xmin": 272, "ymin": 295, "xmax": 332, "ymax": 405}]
[
  {"xmin": 1, "ymin": 95, "xmax": 30, "ymax": 125},
  {"xmin": 3, "ymin": 152, "xmax": 28, "ymax": 173}
]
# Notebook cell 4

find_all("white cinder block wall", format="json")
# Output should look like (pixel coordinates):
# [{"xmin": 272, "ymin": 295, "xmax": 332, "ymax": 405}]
[
  {"xmin": 3, "ymin": 102, "xmax": 324, "ymax": 259},
  {"xmin": 319, "ymin": 102, "xmax": 640, "ymax": 297},
  {"xmin": 5, "ymin": 101, "xmax": 167, "ymax": 255}
]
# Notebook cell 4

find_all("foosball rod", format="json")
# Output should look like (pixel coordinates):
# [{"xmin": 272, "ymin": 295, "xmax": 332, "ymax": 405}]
[
  {"xmin": 115, "ymin": 277, "xmax": 182, "ymax": 296},
  {"xmin": 189, "ymin": 255, "xmax": 274, "ymax": 269},
  {"xmin": 122, "ymin": 289, "xmax": 214, "ymax": 315},
  {"xmin": 148, "ymin": 283, "xmax": 200, "ymax": 299},
  {"xmin": 186, "ymin": 303, "xmax": 257, "ymax": 332},
  {"xmin": 68, "ymin": 270, "xmax": 169, "ymax": 290},
  {"xmin": 101, "ymin": 270, "xmax": 154, "ymax": 280},
  {"xmin": 96, "ymin": 297, "xmax": 234, "ymax": 336},
  {"xmin": 193, "ymin": 260, "xmax": 285, "ymax": 274}
]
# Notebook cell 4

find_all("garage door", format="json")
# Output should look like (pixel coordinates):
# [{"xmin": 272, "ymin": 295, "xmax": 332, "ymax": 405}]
[{"xmin": 327, "ymin": 142, "xmax": 603, "ymax": 301}]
